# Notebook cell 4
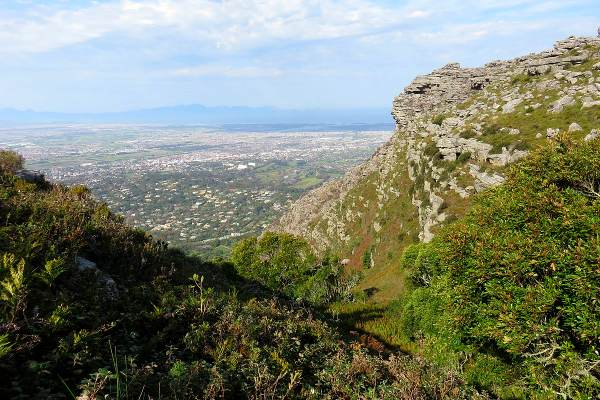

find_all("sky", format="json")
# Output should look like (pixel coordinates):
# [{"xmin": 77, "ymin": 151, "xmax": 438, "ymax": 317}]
[{"xmin": 0, "ymin": 0, "xmax": 599, "ymax": 113}]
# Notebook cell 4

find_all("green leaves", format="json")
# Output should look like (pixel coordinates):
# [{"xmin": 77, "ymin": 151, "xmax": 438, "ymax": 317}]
[
  {"xmin": 231, "ymin": 232, "xmax": 345, "ymax": 305},
  {"xmin": 36, "ymin": 257, "xmax": 67, "ymax": 288},
  {"xmin": 0, "ymin": 149, "xmax": 24, "ymax": 174},
  {"xmin": 0, "ymin": 334, "xmax": 12, "ymax": 359},
  {"xmin": 0, "ymin": 253, "xmax": 26, "ymax": 319}
]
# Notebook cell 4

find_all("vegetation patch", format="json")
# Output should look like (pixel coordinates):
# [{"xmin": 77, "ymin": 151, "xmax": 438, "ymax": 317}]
[
  {"xmin": 0, "ymin": 156, "xmax": 471, "ymax": 399},
  {"xmin": 393, "ymin": 137, "xmax": 600, "ymax": 398}
]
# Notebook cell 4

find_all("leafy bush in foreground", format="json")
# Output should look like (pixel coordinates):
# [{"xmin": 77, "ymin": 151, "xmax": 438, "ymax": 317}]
[{"xmin": 398, "ymin": 137, "xmax": 600, "ymax": 398}]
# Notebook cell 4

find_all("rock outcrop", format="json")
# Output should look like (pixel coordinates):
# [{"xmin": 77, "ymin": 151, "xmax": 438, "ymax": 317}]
[{"xmin": 15, "ymin": 169, "xmax": 45, "ymax": 183}]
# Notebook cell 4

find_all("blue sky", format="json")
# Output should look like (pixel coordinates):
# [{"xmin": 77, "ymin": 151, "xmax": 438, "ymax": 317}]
[{"xmin": 0, "ymin": 0, "xmax": 599, "ymax": 112}]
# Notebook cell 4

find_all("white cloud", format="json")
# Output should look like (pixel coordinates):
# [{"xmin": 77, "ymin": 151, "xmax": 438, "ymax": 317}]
[
  {"xmin": 0, "ymin": 0, "xmax": 592, "ymax": 56},
  {"xmin": 0, "ymin": 0, "xmax": 427, "ymax": 54}
]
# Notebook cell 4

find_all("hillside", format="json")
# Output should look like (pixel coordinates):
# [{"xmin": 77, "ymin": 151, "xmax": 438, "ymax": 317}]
[
  {"xmin": 272, "ymin": 36, "xmax": 600, "ymax": 300},
  {"xmin": 0, "ymin": 154, "xmax": 473, "ymax": 399},
  {"xmin": 2, "ymin": 136, "xmax": 599, "ymax": 398}
]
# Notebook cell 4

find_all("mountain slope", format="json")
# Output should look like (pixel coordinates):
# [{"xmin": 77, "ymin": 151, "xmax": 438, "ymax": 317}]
[
  {"xmin": 272, "ymin": 36, "xmax": 600, "ymax": 299},
  {"xmin": 0, "ymin": 159, "xmax": 471, "ymax": 399}
]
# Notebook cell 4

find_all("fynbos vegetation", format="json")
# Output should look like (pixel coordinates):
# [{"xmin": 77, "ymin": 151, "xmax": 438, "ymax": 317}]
[
  {"xmin": 2, "ymin": 36, "xmax": 600, "ymax": 400},
  {"xmin": 0, "ymin": 155, "xmax": 467, "ymax": 399}
]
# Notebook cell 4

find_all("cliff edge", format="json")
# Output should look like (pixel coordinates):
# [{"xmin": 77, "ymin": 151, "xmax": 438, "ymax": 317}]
[{"xmin": 272, "ymin": 36, "xmax": 600, "ymax": 282}]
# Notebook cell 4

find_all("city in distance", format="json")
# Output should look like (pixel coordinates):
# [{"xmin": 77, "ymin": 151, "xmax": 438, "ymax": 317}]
[{"xmin": 2, "ymin": 123, "xmax": 393, "ymax": 258}]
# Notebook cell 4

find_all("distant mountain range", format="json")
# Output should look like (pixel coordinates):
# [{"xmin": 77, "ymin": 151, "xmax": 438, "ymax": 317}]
[{"xmin": 0, "ymin": 105, "xmax": 393, "ymax": 125}]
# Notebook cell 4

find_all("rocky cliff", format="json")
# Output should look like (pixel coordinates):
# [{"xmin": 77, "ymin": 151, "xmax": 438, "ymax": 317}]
[{"xmin": 272, "ymin": 36, "xmax": 600, "ymax": 286}]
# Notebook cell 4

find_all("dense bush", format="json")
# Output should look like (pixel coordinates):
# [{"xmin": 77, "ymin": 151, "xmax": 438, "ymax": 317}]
[
  {"xmin": 0, "ymin": 149, "xmax": 24, "ymax": 174},
  {"xmin": 231, "ymin": 232, "xmax": 346, "ymax": 305},
  {"xmin": 397, "ymin": 137, "xmax": 600, "ymax": 398}
]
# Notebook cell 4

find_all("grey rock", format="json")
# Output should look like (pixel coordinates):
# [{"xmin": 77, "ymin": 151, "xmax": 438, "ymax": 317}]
[
  {"xmin": 585, "ymin": 129, "xmax": 599, "ymax": 142},
  {"xmin": 527, "ymin": 65, "xmax": 550, "ymax": 75},
  {"xmin": 487, "ymin": 147, "xmax": 529, "ymax": 167},
  {"xmin": 76, "ymin": 257, "xmax": 97, "ymax": 271},
  {"xmin": 568, "ymin": 122, "xmax": 583, "ymax": 132},
  {"xmin": 442, "ymin": 117, "xmax": 463, "ymax": 128},
  {"xmin": 547, "ymin": 128, "xmax": 561, "ymax": 139},
  {"xmin": 100, "ymin": 275, "xmax": 119, "ymax": 302},
  {"xmin": 582, "ymin": 97, "xmax": 600, "ymax": 108},
  {"xmin": 502, "ymin": 98, "xmax": 523, "ymax": 113},
  {"xmin": 76, "ymin": 257, "xmax": 119, "ymax": 301},
  {"xmin": 273, "ymin": 36, "xmax": 600, "ymax": 251},
  {"xmin": 15, "ymin": 169, "xmax": 44, "ymax": 183},
  {"xmin": 549, "ymin": 95, "xmax": 575, "ymax": 113},
  {"xmin": 469, "ymin": 165, "xmax": 506, "ymax": 192}
]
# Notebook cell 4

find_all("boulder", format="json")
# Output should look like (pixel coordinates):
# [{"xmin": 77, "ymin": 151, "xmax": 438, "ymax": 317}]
[
  {"xmin": 15, "ymin": 169, "xmax": 44, "ymax": 183},
  {"xmin": 585, "ymin": 129, "xmax": 599, "ymax": 142},
  {"xmin": 582, "ymin": 97, "xmax": 600, "ymax": 108},
  {"xmin": 76, "ymin": 257, "xmax": 119, "ymax": 301},
  {"xmin": 469, "ymin": 165, "xmax": 506, "ymax": 193},
  {"xmin": 549, "ymin": 95, "xmax": 575, "ymax": 113},
  {"xmin": 568, "ymin": 122, "xmax": 583, "ymax": 132},
  {"xmin": 76, "ymin": 257, "xmax": 97, "ymax": 271},
  {"xmin": 547, "ymin": 128, "xmax": 560, "ymax": 138},
  {"xmin": 502, "ymin": 98, "xmax": 522, "ymax": 113}
]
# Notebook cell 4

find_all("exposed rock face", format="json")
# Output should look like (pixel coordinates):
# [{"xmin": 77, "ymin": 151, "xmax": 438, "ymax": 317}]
[
  {"xmin": 392, "ymin": 36, "xmax": 598, "ymax": 131},
  {"xmin": 76, "ymin": 256, "xmax": 119, "ymax": 301},
  {"xmin": 15, "ymin": 169, "xmax": 45, "ymax": 183},
  {"xmin": 550, "ymin": 96, "xmax": 575, "ymax": 113},
  {"xmin": 271, "ymin": 136, "xmax": 404, "ymax": 249},
  {"xmin": 569, "ymin": 122, "xmax": 583, "ymax": 132},
  {"xmin": 469, "ymin": 165, "xmax": 506, "ymax": 193},
  {"xmin": 272, "ymin": 36, "xmax": 600, "ymax": 262}
]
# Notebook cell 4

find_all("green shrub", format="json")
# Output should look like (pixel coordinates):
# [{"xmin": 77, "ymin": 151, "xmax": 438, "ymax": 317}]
[
  {"xmin": 400, "ymin": 243, "xmax": 442, "ymax": 288},
  {"xmin": 510, "ymin": 73, "xmax": 532, "ymax": 85},
  {"xmin": 481, "ymin": 123, "xmax": 501, "ymax": 136},
  {"xmin": 0, "ymin": 149, "xmax": 24, "ymax": 174},
  {"xmin": 396, "ymin": 137, "xmax": 600, "ymax": 397},
  {"xmin": 0, "ymin": 334, "xmax": 12, "ymax": 359},
  {"xmin": 0, "ymin": 150, "xmax": 472, "ymax": 399},
  {"xmin": 432, "ymin": 114, "xmax": 447, "ymax": 126},
  {"xmin": 231, "ymin": 232, "xmax": 343, "ymax": 304},
  {"xmin": 459, "ymin": 129, "xmax": 477, "ymax": 139},
  {"xmin": 423, "ymin": 142, "xmax": 439, "ymax": 158},
  {"xmin": 362, "ymin": 245, "xmax": 374, "ymax": 269},
  {"xmin": 456, "ymin": 151, "xmax": 471, "ymax": 164}
]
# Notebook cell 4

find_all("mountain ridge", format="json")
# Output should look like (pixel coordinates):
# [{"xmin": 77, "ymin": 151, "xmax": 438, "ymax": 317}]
[
  {"xmin": 0, "ymin": 105, "xmax": 392, "ymax": 125},
  {"xmin": 272, "ymin": 35, "xmax": 600, "ymax": 293}
]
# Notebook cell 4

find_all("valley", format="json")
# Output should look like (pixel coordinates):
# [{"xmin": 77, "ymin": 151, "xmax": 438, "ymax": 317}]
[{"xmin": 0, "ymin": 124, "xmax": 392, "ymax": 257}]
